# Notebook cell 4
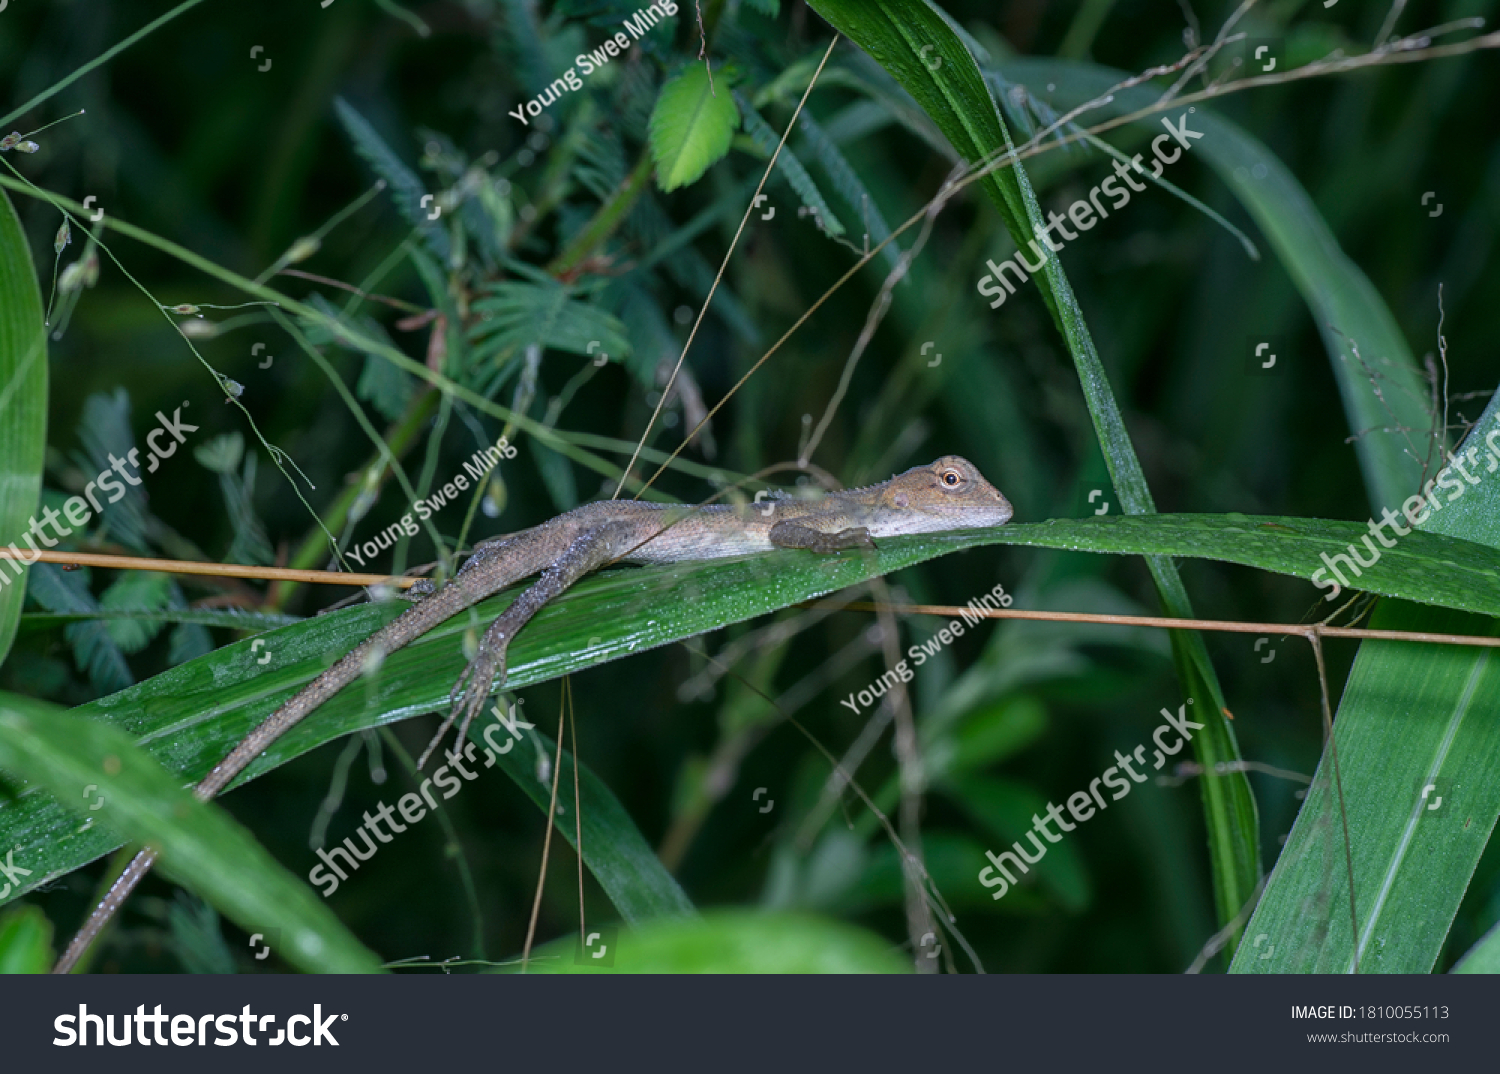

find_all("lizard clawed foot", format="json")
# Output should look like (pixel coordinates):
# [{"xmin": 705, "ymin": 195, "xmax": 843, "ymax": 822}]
[{"xmin": 417, "ymin": 631, "xmax": 512, "ymax": 769}]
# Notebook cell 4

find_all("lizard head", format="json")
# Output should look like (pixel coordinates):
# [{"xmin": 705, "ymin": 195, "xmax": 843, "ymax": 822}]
[{"xmin": 871, "ymin": 455, "xmax": 1014, "ymax": 535}]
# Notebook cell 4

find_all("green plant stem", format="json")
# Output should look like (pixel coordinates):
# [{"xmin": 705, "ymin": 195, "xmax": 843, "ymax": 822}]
[
  {"xmin": 1058, "ymin": 0, "xmax": 1118, "ymax": 59},
  {"xmin": 547, "ymin": 151, "xmax": 655, "ymax": 277},
  {"xmin": 0, "ymin": 0, "xmax": 209, "ymax": 128}
]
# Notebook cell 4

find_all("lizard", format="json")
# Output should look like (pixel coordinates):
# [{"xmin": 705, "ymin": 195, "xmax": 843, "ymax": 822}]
[{"xmin": 53, "ymin": 454, "xmax": 1012, "ymax": 972}]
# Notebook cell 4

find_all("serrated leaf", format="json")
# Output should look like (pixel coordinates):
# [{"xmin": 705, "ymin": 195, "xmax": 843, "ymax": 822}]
[
  {"xmin": 99, "ymin": 571, "xmax": 171, "ymax": 654},
  {"xmin": 796, "ymin": 108, "xmax": 894, "ymax": 264},
  {"xmin": 193, "ymin": 431, "xmax": 244, "ymax": 475},
  {"xmin": 72, "ymin": 389, "xmax": 150, "ymax": 553},
  {"xmin": 167, "ymin": 893, "xmax": 235, "ymax": 974},
  {"xmin": 649, "ymin": 64, "xmax": 741, "ymax": 191},
  {"xmin": 297, "ymin": 294, "xmax": 416, "ymax": 422},
  {"xmin": 737, "ymin": 95, "xmax": 845, "ymax": 236},
  {"xmin": 167, "ymin": 623, "xmax": 215, "ymax": 666},
  {"xmin": 201, "ymin": 442, "xmax": 272, "ymax": 569},
  {"xmin": 25, "ymin": 564, "xmax": 131, "ymax": 694},
  {"xmin": 334, "ymin": 97, "xmax": 451, "ymax": 264},
  {"xmin": 357, "ymin": 353, "xmax": 415, "ymax": 422},
  {"xmin": 470, "ymin": 280, "xmax": 631, "ymax": 364}
]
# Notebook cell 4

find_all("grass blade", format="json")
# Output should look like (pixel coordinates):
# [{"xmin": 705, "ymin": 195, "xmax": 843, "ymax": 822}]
[
  {"xmin": 0, "ymin": 189, "xmax": 47, "ymax": 666},
  {"xmin": 465, "ymin": 717, "xmax": 695, "ymax": 923},
  {"xmin": 0, "ymin": 692, "xmax": 383, "ymax": 973},
  {"xmin": 11, "ymin": 506, "xmax": 1496, "ymax": 924},
  {"xmin": 1233, "ymin": 393, "xmax": 1500, "ymax": 974}
]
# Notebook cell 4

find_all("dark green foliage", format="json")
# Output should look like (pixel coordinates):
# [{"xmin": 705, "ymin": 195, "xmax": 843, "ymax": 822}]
[{"xmin": 0, "ymin": 0, "xmax": 1497, "ymax": 974}]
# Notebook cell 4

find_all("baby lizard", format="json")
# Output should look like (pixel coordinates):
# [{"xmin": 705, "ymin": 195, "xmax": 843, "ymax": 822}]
[{"xmin": 53, "ymin": 455, "xmax": 1012, "ymax": 971}]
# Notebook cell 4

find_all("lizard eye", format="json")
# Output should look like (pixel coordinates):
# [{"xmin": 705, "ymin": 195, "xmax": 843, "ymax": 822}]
[{"xmin": 941, "ymin": 469, "xmax": 962, "ymax": 488}]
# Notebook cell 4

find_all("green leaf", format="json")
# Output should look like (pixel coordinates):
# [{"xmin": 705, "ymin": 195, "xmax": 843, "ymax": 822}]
[
  {"xmin": 985, "ymin": 515, "xmax": 1500, "ymax": 618},
  {"xmin": 469, "ymin": 280, "xmax": 632, "ymax": 365},
  {"xmin": 1071, "ymin": 128, "xmax": 1259, "ymax": 260},
  {"xmin": 738, "ymin": 96, "xmax": 845, "ymax": 236},
  {"xmin": 0, "ymin": 527, "xmax": 1035, "ymax": 911},
  {"xmin": 21, "ymin": 608, "xmax": 299, "ymax": 632},
  {"xmin": 796, "ymin": 109, "xmax": 899, "ymax": 267},
  {"xmin": 934, "ymin": 694, "xmax": 1048, "ymax": 777},
  {"xmin": 0, "ymin": 188, "xmax": 47, "ymax": 665},
  {"xmin": 648, "ymin": 64, "xmax": 741, "ymax": 191},
  {"xmin": 945, "ymin": 774, "xmax": 1091, "ymax": 911},
  {"xmin": 1233, "ymin": 394, "xmax": 1500, "ymax": 974},
  {"xmin": 73, "ymin": 390, "xmax": 149, "ymax": 552},
  {"xmin": 467, "ymin": 716, "xmax": 694, "ymax": 923},
  {"xmin": 192, "ymin": 431, "xmax": 245, "ymax": 474},
  {"xmin": 0, "ymin": 905, "xmax": 54, "ymax": 973},
  {"xmin": 805, "ymin": 0, "xmax": 1257, "ymax": 951},
  {"xmin": 1452, "ymin": 920, "xmax": 1500, "ymax": 973},
  {"xmin": 298, "ymin": 294, "xmax": 415, "ymax": 423},
  {"xmin": 357, "ymin": 353, "xmax": 416, "ymax": 423},
  {"xmin": 26, "ymin": 564, "xmax": 133, "ymax": 694},
  {"xmin": 99, "ymin": 571, "xmax": 172, "ymax": 654},
  {"xmin": 521, "ymin": 911, "xmax": 906, "ymax": 972},
  {"xmin": 167, "ymin": 893, "xmax": 236, "ymax": 974},
  {"xmin": 0, "ymin": 692, "xmax": 383, "ymax": 973},
  {"xmin": 7, "ymin": 508, "xmax": 1485, "ymax": 921}
]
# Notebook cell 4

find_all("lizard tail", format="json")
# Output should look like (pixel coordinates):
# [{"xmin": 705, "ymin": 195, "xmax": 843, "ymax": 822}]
[
  {"xmin": 53, "ymin": 847, "xmax": 159, "ymax": 974},
  {"xmin": 50, "ymin": 562, "xmax": 518, "ymax": 973}
]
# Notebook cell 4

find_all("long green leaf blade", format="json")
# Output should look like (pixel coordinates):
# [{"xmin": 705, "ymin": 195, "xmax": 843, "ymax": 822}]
[
  {"xmin": 8, "ymin": 508, "xmax": 1491, "ymax": 918},
  {"xmin": 0, "ymin": 189, "xmax": 48, "ymax": 664},
  {"xmin": 0, "ymin": 692, "xmax": 383, "ymax": 973},
  {"xmin": 1233, "ymin": 394, "xmax": 1500, "ymax": 974},
  {"xmin": 465, "ymin": 717, "xmax": 695, "ymax": 923},
  {"xmin": 523, "ymin": 911, "xmax": 907, "ymax": 973}
]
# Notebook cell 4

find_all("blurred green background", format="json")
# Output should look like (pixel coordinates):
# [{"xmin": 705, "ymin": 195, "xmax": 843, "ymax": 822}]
[{"xmin": 1, "ymin": 0, "xmax": 1497, "ymax": 972}]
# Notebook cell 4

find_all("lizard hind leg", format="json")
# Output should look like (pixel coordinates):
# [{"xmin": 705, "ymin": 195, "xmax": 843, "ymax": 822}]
[
  {"xmin": 418, "ymin": 621, "xmax": 510, "ymax": 769},
  {"xmin": 415, "ymin": 519, "xmax": 633, "ymax": 769}
]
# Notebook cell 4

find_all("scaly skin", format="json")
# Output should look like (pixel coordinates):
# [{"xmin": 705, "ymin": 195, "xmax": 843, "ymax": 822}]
[{"xmin": 53, "ymin": 456, "xmax": 1011, "ymax": 972}]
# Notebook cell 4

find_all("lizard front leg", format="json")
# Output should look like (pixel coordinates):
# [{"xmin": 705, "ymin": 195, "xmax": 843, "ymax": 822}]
[
  {"xmin": 769, "ymin": 519, "xmax": 876, "ymax": 553},
  {"xmin": 418, "ymin": 519, "xmax": 637, "ymax": 767}
]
